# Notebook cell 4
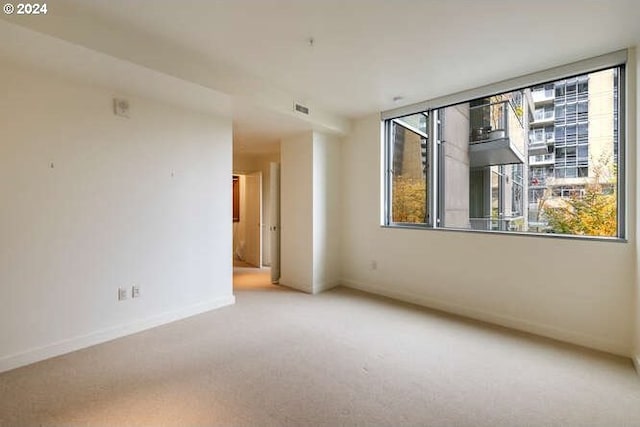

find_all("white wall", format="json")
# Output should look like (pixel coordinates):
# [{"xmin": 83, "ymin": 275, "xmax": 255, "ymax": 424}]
[
  {"xmin": 313, "ymin": 133, "xmax": 342, "ymax": 293},
  {"xmin": 341, "ymin": 113, "xmax": 636, "ymax": 357},
  {"xmin": 634, "ymin": 48, "xmax": 640, "ymax": 371},
  {"xmin": 233, "ymin": 153, "xmax": 257, "ymax": 172},
  {"xmin": 0, "ymin": 59, "xmax": 234, "ymax": 372},
  {"xmin": 281, "ymin": 133, "xmax": 314, "ymax": 292},
  {"xmin": 280, "ymin": 131, "xmax": 341, "ymax": 294}
]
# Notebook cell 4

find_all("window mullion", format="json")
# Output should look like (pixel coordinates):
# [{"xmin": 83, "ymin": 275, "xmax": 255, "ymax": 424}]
[
  {"xmin": 428, "ymin": 110, "xmax": 439, "ymax": 228},
  {"xmin": 384, "ymin": 121, "xmax": 392, "ymax": 226}
]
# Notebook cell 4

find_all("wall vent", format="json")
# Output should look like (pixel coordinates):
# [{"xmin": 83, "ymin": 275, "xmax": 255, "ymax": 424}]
[{"xmin": 294, "ymin": 103, "xmax": 309, "ymax": 115}]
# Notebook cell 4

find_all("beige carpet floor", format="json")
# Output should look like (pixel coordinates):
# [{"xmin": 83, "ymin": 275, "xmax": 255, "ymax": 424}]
[
  {"xmin": 1, "ymin": 267, "xmax": 640, "ymax": 426},
  {"xmin": 233, "ymin": 259, "xmax": 258, "ymax": 268}
]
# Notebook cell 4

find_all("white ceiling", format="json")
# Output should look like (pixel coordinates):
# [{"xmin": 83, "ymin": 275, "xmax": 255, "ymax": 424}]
[
  {"xmin": 233, "ymin": 102, "xmax": 311, "ymax": 154},
  {"xmin": 4, "ymin": 0, "xmax": 640, "ymax": 150}
]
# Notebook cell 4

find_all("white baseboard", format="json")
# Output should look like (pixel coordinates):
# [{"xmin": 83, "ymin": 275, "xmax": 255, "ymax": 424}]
[
  {"xmin": 0, "ymin": 295, "xmax": 235, "ymax": 374},
  {"xmin": 341, "ymin": 279, "xmax": 630, "ymax": 357},
  {"xmin": 633, "ymin": 355, "xmax": 640, "ymax": 376},
  {"xmin": 314, "ymin": 280, "xmax": 340, "ymax": 294}
]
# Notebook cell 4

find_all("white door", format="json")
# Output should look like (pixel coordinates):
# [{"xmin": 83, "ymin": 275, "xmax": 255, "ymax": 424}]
[
  {"xmin": 243, "ymin": 172, "xmax": 262, "ymax": 267},
  {"xmin": 269, "ymin": 162, "xmax": 280, "ymax": 283}
]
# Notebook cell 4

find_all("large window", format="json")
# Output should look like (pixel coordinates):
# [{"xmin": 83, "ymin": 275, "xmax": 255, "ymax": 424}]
[{"xmin": 383, "ymin": 56, "xmax": 625, "ymax": 239}]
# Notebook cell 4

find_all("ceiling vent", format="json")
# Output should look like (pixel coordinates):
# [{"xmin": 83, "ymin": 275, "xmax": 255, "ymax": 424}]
[{"xmin": 294, "ymin": 103, "xmax": 309, "ymax": 115}]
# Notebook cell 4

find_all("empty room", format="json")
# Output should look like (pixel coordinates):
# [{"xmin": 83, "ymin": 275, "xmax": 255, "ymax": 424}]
[{"xmin": 1, "ymin": 1, "xmax": 640, "ymax": 425}]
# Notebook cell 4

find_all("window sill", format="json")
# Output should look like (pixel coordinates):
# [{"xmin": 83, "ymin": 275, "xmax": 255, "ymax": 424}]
[{"xmin": 380, "ymin": 224, "xmax": 627, "ymax": 243}]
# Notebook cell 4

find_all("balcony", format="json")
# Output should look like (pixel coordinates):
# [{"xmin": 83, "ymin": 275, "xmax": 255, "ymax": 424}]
[
  {"xmin": 532, "ymin": 90, "xmax": 554, "ymax": 104},
  {"xmin": 468, "ymin": 101, "xmax": 525, "ymax": 168},
  {"xmin": 529, "ymin": 176, "xmax": 551, "ymax": 188},
  {"xmin": 531, "ymin": 111, "xmax": 554, "ymax": 126},
  {"xmin": 529, "ymin": 153, "xmax": 555, "ymax": 165},
  {"xmin": 528, "ymin": 139, "xmax": 554, "ymax": 156}
]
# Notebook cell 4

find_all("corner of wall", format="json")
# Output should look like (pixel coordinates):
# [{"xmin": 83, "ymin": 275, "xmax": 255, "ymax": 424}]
[{"xmin": 312, "ymin": 280, "xmax": 340, "ymax": 295}]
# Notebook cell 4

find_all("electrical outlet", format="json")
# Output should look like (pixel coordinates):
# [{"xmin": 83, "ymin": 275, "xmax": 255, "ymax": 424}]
[
  {"xmin": 118, "ymin": 287, "xmax": 127, "ymax": 301},
  {"xmin": 131, "ymin": 285, "xmax": 140, "ymax": 298}
]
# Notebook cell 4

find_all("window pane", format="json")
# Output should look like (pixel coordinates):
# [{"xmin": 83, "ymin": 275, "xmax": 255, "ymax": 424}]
[
  {"xmin": 532, "ymin": 69, "xmax": 619, "ymax": 236},
  {"xmin": 390, "ymin": 116, "xmax": 427, "ymax": 224},
  {"xmin": 535, "ymin": 128, "xmax": 543, "ymax": 140},
  {"xmin": 578, "ymin": 145, "xmax": 588, "ymax": 159},
  {"xmin": 545, "ymin": 84, "xmax": 554, "ymax": 97},
  {"xmin": 578, "ymin": 101, "xmax": 588, "ymax": 113},
  {"xmin": 395, "ymin": 113, "xmax": 428, "ymax": 135},
  {"xmin": 578, "ymin": 80, "xmax": 588, "ymax": 93},
  {"xmin": 441, "ymin": 93, "xmax": 528, "ymax": 232}
]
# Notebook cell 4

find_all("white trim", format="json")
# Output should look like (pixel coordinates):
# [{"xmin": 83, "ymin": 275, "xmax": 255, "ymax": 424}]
[
  {"xmin": 382, "ymin": 49, "xmax": 628, "ymax": 120},
  {"xmin": 314, "ymin": 280, "xmax": 340, "ymax": 294},
  {"xmin": 634, "ymin": 356, "xmax": 640, "ymax": 376},
  {"xmin": 341, "ymin": 279, "xmax": 631, "ymax": 357},
  {"xmin": 0, "ymin": 296, "xmax": 235, "ymax": 374}
]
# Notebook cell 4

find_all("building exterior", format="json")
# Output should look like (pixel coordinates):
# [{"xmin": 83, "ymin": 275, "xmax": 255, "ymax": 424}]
[
  {"xmin": 463, "ymin": 91, "xmax": 531, "ymax": 232},
  {"xmin": 528, "ymin": 69, "xmax": 618, "ymax": 231}
]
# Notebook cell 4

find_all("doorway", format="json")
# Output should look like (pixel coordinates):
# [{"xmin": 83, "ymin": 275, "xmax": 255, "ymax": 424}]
[{"xmin": 232, "ymin": 171, "xmax": 262, "ymax": 268}]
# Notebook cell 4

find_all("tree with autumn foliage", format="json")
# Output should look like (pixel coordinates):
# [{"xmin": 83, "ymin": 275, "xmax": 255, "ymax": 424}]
[
  {"xmin": 392, "ymin": 175, "xmax": 426, "ymax": 223},
  {"xmin": 543, "ymin": 186, "xmax": 616, "ymax": 236},
  {"xmin": 542, "ymin": 159, "xmax": 616, "ymax": 237}
]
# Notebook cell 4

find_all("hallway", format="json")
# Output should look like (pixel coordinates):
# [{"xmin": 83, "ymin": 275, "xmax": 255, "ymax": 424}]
[{"xmin": 233, "ymin": 265, "xmax": 279, "ymax": 292}]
